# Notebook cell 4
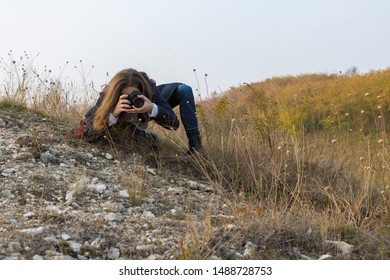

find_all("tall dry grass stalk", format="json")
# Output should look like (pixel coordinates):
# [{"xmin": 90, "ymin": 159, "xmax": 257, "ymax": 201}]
[{"xmin": 0, "ymin": 51, "xmax": 97, "ymax": 121}]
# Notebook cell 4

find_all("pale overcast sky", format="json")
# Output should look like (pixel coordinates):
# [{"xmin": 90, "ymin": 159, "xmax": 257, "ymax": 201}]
[{"xmin": 1, "ymin": 0, "xmax": 390, "ymax": 96}]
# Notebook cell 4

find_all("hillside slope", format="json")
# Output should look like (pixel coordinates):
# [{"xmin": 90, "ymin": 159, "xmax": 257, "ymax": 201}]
[
  {"xmin": 1, "ymin": 109, "xmax": 386, "ymax": 259},
  {"xmin": 0, "ymin": 109, "xmax": 232, "ymax": 260},
  {"xmin": 213, "ymin": 69, "xmax": 390, "ymax": 133}
]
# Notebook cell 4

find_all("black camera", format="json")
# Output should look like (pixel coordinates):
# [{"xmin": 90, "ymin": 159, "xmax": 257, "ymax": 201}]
[{"xmin": 126, "ymin": 90, "xmax": 144, "ymax": 108}]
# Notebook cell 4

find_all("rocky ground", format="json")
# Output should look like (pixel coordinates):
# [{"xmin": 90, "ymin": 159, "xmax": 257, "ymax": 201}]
[
  {"xmin": 0, "ymin": 109, "xmax": 364, "ymax": 260},
  {"xmin": 0, "ymin": 109, "xmax": 245, "ymax": 260}
]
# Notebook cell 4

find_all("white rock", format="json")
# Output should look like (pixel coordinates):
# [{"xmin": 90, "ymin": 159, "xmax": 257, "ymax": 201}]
[
  {"xmin": 226, "ymin": 224, "xmax": 237, "ymax": 230},
  {"xmin": 107, "ymin": 247, "xmax": 120, "ymax": 260},
  {"xmin": 319, "ymin": 254, "xmax": 333, "ymax": 260},
  {"xmin": 146, "ymin": 168, "xmax": 156, "ymax": 175},
  {"xmin": 1, "ymin": 168, "xmax": 15, "ymax": 177},
  {"xmin": 1, "ymin": 189, "xmax": 13, "ymax": 198},
  {"xmin": 19, "ymin": 226, "xmax": 44, "ymax": 236},
  {"xmin": 68, "ymin": 241, "xmax": 82, "ymax": 254},
  {"xmin": 65, "ymin": 190, "xmax": 75, "ymax": 204},
  {"xmin": 119, "ymin": 190, "xmax": 130, "ymax": 198},
  {"xmin": 45, "ymin": 250, "xmax": 61, "ymax": 257},
  {"xmin": 88, "ymin": 183, "xmax": 107, "ymax": 194},
  {"xmin": 46, "ymin": 205, "xmax": 61, "ymax": 214},
  {"xmin": 187, "ymin": 180, "xmax": 200, "ymax": 190},
  {"xmin": 297, "ymin": 252, "xmax": 313, "ymax": 260},
  {"xmin": 105, "ymin": 212, "xmax": 123, "ymax": 222},
  {"xmin": 44, "ymin": 236, "xmax": 59, "ymax": 245},
  {"xmin": 143, "ymin": 211, "xmax": 156, "ymax": 219},
  {"xmin": 86, "ymin": 153, "xmax": 93, "ymax": 159},
  {"xmin": 23, "ymin": 212, "xmax": 35, "ymax": 219},
  {"xmin": 61, "ymin": 233, "xmax": 71, "ymax": 240},
  {"xmin": 167, "ymin": 187, "xmax": 184, "ymax": 195},
  {"xmin": 325, "ymin": 240, "xmax": 353, "ymax": 255},
  {"xmin": 50, "ymin": 255, "xmax": 75, "ymax": 260},
  {"xmin": 91, "ymin": 177, "xmax": 99, "ymax": 184},
  {"xmin": 147, "ymin": 254, "xmax": 161, "ymax": 260},
  {"xmin": 105, "ymin": 153, "xmax": 113, "ymax": 160},
  {"xmin": 243, "ymin": 241, "xmax": 258, "ymax": 258},
  {"xmin": 91, "ymin": 239, "xmax": 101, "ymax": 249},
  {"xmin": 59, "ymin": 163, "xmax": 69, "ymax": 168},
  {"xmin": 136, "ymin": 245, "xmax": 151, "ymax": 258}
]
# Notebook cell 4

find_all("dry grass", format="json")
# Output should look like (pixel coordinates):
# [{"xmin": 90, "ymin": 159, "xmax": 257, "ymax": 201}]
[
  {"xmin": 0, "ymin": 51, "xmax": 97, "ymax": 122},
  {"xmin": 190, "ymin": 72, "xmax": 390, "ymax": 259}
]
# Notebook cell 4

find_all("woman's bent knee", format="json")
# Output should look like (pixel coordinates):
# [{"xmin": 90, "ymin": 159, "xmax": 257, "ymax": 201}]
[{"xmin": 177, "ymin": 84, "xmax": 193, "ymax": 98}]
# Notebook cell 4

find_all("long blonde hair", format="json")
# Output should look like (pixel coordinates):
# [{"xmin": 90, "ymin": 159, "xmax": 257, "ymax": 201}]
[{"xmin": 93, "ymin": 68, "xmax": 154, "ymax": 133}]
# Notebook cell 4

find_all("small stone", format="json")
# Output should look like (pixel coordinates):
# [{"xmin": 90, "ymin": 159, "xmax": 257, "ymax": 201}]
[
  {"xmin": 68, "ymin": 241, "xmax": 82, "ymax": 254},
  {"xmin": 65, "ymin": 190, "xmax": 75, "ymax": 204},
  {"xmin": 19, "ymin": 226, "xmax": 44, "ymax": 236},
  {"xmin": 46, "ymin": 205, "xmax": 61, "ymax": 214},
  {"xmin": 86, "ymin": 153, "xmax": 93, "ymax": 159},
  {"xmin": 1, "ymin": 168, "xmax": 15, "ymax": 177},
  {"xmin": 136, "ymin": 245, "xmax": 151, "ymax": 258},
  {"xmin": 87, "ymin": 183, "xmax": 107, "ymax": 194},
  {"xmin": 243, "ymin": 241, "xmax": 258, "ymax": 258},
  {"xmin": 325, "ymin": 240, "xmax": 353, "ymax": 255},
  {"xmin": 61, "ymin": 233, "xmax": 71, "ymax": 240},
  {"xmin": 8, "ymin": 242, "xmax": 22, "ymax": 251},
  {"xmin": 319, "ymin": 254, "xmax": 333, "ymax": 260},
  {"xmin": 226, "ymin": 224, "xmax": 237, "ymax": 230},
  {"xmin": 105, "ymin": 212, "xmax": 122, "ymax": 222},
  {"xmin": 146, "ymin": 168, "xmax": 156, "ymax": 175},
  {"xmin": 59, "ymin": 163, "xmax": 69, "ymax": 168},
  {"xmin": 167, "ymin": 187, "xmax": 184, "ymax": 195},
  {"xmin": 1, "ymin": 189, "xmax": 13, "ymax": 198},
  {"xmin": 50, "ymin": 255, "xmax": 75, "ymax": 260},
  {"xmin": 187, "ymin": 180, "xmax": 200, "ymax": 190},
  {"xmin": 147, "ymin": 254, "xmax": 162, "ymax": 260},
  {"xmin": 143, "ymin": 211, "xmax": 156, "ymax": 219},
  {"xmin": 119, "ymin": 190, "xmax": 130, "ymax": 198},
  {"xmin": 45, "ymin": 250, "xmax": 58, "ymax": 257},
  {"xmin": 105, "ymin": 153, "xmax": 113, "ymax": 160},
  {"xmin": 0, "ymin": 118, "xmax": 6, "ymax": 127},
  {"xmin": 77, "ymin": 255, "xmax": 88, "ymax": 260},
  {"xmin": 107, "ymin": 247, "xmax": 120, "ymax": 260},
  {"xmin": 91, "ymin": 177, "xmax": 99, "ymax": 184},
  {"xmin": 23, "ymin": 212, "xmax": 35, "ymax": 219},
  {"xmin": 141, "ymin": 236, "xmax": 152, "ymax": 244},
  {"xmin": 40, "ymin": 153, "xmax": 61, "ymax": 164},
  {"xmin": 204, "ymin": 186, "xmax": 214, "ymax": 193},
  {"xmin": 44, "ymin": 236, "xmax": 59, "ymax": 245}
]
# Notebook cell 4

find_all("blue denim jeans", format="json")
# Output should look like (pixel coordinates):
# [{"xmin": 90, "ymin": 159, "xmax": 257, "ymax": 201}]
[{"xmin": 167, "ymin": 84, "xmax": 199, "ymax": 135}]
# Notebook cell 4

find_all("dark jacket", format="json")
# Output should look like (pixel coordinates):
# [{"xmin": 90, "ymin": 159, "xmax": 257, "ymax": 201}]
[{"xmin": 83, "ymin": 82, "xmax": 181, "ymax": 141}]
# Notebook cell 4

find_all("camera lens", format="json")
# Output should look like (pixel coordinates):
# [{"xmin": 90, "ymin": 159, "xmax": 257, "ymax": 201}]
[
  {"xmin": 132, "ymin": 97, "xmax": 144, "ymax": 108},
  {"xmin": 126, "ymin": 90, "xmax": 144, "ymax": 108}
]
